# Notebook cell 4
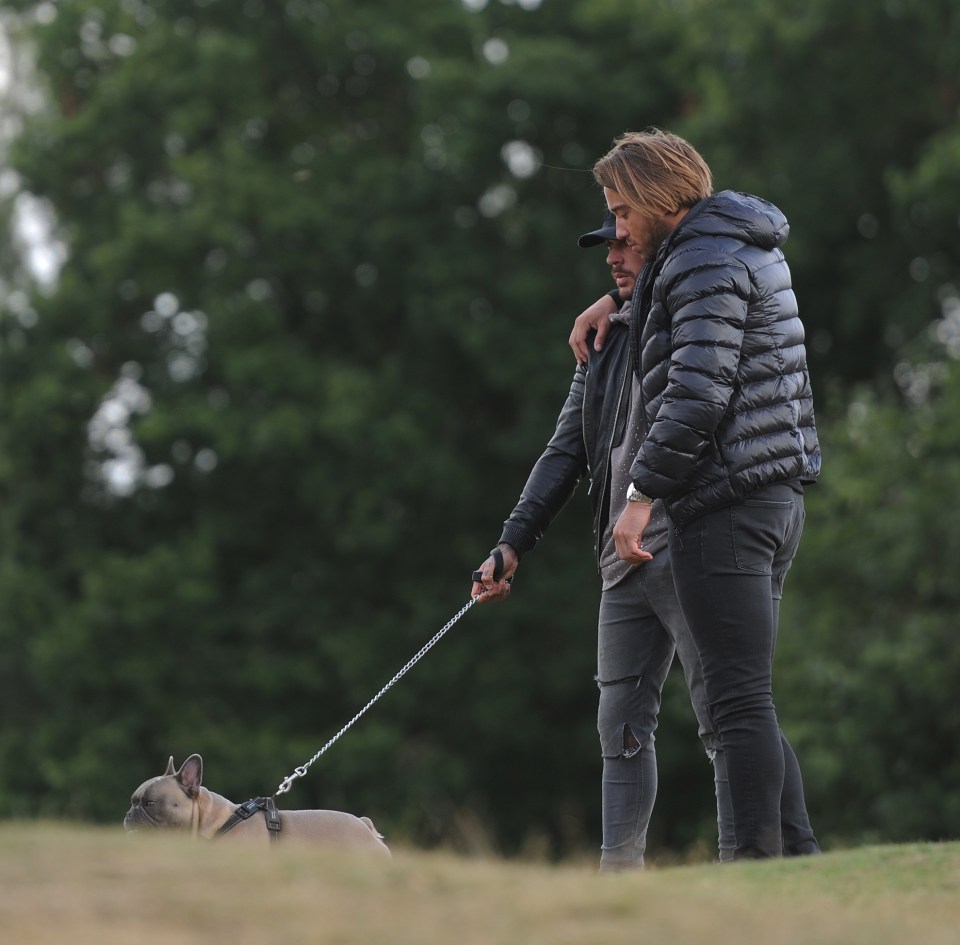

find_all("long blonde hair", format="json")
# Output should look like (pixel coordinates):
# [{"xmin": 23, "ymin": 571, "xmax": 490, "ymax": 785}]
[{"xmin": 593, "ymin": 128, "xmax": 713, "ymax": 216}]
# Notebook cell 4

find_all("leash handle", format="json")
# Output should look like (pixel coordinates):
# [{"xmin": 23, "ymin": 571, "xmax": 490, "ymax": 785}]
[{"xmin": 471, "ymin": 546, "xmax": 506, "ymax": 584}]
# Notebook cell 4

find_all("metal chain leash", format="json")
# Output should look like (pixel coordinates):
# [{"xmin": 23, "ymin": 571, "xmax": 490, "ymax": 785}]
[{"xmin": 274, "ymin": 595, "xmax": 479, "ymax": 797}]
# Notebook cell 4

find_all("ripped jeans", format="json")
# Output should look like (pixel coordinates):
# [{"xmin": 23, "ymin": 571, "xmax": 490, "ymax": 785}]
[{"xmin": 596, "ymin": 553, "xmax": 735, "ymax": 871}]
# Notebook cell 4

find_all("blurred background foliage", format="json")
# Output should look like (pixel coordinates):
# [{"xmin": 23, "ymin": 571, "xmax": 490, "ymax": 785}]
[{"xmin": 0, "ymin": 0, "xmax": 958, "ymax": 860}]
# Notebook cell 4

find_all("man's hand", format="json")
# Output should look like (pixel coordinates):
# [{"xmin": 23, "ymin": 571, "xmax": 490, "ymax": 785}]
[
  {"xmin": 471, "ymin": 544, "xmax": 519, "ymax": 604},
  {"xmin": 569, "ymin": 294, "xmax": 617, "ymax": 366},
  {"xmin": 613, "ymin": 502, "xmax": 654, "ymax": 565}
]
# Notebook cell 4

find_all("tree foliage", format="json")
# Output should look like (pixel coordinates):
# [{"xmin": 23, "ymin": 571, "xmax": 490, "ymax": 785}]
[{"xmin": 1, "ymin": 0, "xmax": 959, "ymax": 858}]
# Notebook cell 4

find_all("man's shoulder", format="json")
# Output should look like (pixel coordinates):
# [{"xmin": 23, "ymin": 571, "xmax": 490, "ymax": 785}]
[
  {"xmin": 659, "ymin": 238, "xmax": 751, "ymax": 290},
  {"xmin": 586, "ymin": 319, "xmax": 629, "ymax": 363}
]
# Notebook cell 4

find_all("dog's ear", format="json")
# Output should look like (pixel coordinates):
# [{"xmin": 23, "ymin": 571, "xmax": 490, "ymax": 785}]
[
  {"xmin": 176, "ymin": 754, "xmax": 203, "ymax": 797},
  {"xmin": 164, "ymin": 756, "xmax": 176, "ymax": 776}
]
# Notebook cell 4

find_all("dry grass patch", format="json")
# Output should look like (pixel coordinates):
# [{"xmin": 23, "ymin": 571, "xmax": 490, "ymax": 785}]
[{"xmin": 1, "ymin": 823, "xmax": 958, "ymax": 945}]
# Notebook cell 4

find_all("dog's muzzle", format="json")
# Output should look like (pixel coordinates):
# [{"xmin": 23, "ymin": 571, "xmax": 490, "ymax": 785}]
[{"xmin": 123, "ymin": 808, "xmax": 159, "ymax": 832}]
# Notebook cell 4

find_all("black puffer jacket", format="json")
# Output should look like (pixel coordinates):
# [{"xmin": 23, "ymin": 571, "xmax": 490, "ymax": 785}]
[{"xmin": 629, "ymin": 190, "xmax": 820, "ymax": 525}]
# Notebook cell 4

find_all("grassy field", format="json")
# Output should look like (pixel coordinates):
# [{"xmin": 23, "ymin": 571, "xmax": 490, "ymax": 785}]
[{"xmin": 1, "ymin": 823, "xmax": 958, "ymax": 945}]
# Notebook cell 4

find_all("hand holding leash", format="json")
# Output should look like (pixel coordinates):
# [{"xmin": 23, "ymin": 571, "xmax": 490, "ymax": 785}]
[{"xmin": 471, "ymin": 546, "xmax": 517, "ymax": 603}]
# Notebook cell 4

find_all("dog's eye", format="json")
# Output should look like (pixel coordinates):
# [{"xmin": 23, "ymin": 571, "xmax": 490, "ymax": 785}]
[{"xmin": 144, "ymin": 798, "xmax": 156, "ymax": 806}]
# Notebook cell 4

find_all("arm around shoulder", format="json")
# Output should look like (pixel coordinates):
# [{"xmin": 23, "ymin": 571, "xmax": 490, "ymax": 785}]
[{"xmin": 569, "ymin": 291, "xmax": 618, "ymax": 365}]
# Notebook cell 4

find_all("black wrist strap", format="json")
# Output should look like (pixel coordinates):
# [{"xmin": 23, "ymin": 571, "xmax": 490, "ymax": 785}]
[
  {"xmin": 471, "ymin": 546, "xmax": 509, "ymax": 584},
  {"xmin": 489, "ymin": 547, "xmax": 504, "ymax": 581}
]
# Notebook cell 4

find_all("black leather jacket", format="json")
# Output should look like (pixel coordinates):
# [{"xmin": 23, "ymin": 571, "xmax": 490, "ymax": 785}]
[{"xmin": 498, "ymin": 319, "xmax": 631, "ymax": 566}]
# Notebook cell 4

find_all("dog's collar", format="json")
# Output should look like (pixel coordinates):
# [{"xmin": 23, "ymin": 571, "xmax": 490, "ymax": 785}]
[{"xmin": 214, "ymin": 796, "xmax": 282, "ymax": 843}]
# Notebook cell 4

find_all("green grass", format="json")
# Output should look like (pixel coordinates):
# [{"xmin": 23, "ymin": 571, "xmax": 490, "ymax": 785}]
[{"xmin": 1, "ymin": 823, "xmax": 958, "ymax": 945}]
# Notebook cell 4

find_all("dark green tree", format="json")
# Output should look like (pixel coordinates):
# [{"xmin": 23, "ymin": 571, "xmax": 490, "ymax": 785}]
[
  {"xmin": 781, "ymin": 332, "xmax": 960, "ymax": 845},
  {"xmin": 675, "ymin": 0, "xmax": 960, "ymax": 388}
]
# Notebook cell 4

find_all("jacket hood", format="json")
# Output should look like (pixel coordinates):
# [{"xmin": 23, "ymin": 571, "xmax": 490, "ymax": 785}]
[{"xmin": 673, "ymin": 190, "xmax": 789, "ymax": 251}]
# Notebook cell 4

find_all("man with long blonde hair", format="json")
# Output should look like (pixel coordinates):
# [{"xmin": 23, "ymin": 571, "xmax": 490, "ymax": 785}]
[{"xmin": 574, "ymin": 128, "xmax": 821, "ymax": 859}]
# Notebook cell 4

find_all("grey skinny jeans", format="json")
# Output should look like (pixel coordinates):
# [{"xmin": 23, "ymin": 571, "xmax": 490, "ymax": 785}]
[{"xmin": 596, "ymin": 552, "xmax": 735, "ymax": 870}]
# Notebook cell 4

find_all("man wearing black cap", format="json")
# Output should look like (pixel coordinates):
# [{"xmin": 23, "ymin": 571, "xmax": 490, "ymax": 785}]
[{"xmin": 471, "ymin": 213, "xmax": 735, "ymax": 869}]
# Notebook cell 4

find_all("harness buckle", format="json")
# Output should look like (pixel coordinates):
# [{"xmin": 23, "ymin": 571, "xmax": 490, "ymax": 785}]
[
  {"xmin": 235, "ymin": 798, "xmax": 262, "ymax": 820},
  {"xmin": 264, "ymin": 797, "xmax": 282, "ymax": 834}
]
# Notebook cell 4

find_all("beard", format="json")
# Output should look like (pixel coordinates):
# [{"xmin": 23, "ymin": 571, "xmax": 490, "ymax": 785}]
[{"xmin": 647, "ymin": 216, "xmax": 675, "ymax": 257}]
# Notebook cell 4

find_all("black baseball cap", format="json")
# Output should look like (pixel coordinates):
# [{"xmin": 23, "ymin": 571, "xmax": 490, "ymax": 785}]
[{"xmin": 577, "ymin": 209, "xmax": 617, "ymax": 248}]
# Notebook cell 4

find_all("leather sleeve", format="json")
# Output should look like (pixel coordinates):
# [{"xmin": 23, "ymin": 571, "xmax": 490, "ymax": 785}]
[{"xmin": 497, "ymin": 364, "xmax": 589, "ymax": 558}]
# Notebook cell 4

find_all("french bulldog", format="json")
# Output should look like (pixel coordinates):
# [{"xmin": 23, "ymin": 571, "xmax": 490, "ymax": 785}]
[{"xmin": 124, "ymin": 753, "xmax": 390, "ymax": 856}]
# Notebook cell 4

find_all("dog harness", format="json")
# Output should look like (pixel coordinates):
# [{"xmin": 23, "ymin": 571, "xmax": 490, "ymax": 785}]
[{"xmin": 214, "ymin": 796, "xmax": 282, "ymax": 843}]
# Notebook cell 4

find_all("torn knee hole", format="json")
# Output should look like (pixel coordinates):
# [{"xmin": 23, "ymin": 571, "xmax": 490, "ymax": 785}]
[
  {"xmin": 597, "ymin": 675, "xmax": 648, "ymax": 759},
  {"xmin": 596, "ymin": 674, "xmax": 642, "ymax": 689}
]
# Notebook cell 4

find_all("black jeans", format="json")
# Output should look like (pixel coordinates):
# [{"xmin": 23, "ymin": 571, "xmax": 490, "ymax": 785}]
[{"xmin": 669, "ymin": 482, "xmax": 819, "ymax": 859}]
